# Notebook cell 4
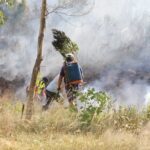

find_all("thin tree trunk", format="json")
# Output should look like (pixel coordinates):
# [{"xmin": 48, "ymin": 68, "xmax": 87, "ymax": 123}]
[{"xmin": 25, "ymin": 0, "xmax": 47, "ymax": 120}]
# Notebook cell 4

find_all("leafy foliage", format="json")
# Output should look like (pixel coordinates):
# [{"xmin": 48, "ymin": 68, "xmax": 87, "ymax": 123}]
[
  {"xmin": 0, "ymin": 10, "xmax": 7, "ymax": 25},
  {"xmin": 0, "ymin": 0, "xmax": 15, "ymax": 6},
  {"xmin": 74, "ymin": 89, "xmax": 149, "ymax": 133},
  {"xmin": 78, "ymin": 88, "xmax": 111, "ymax": 126},
  {"xmin": 52, "ymin": 29, "xmax": 79, "ymax": 58},
  {"xmin": 0, "ymin": 0, "xmax": 15, "ymax": 26}
]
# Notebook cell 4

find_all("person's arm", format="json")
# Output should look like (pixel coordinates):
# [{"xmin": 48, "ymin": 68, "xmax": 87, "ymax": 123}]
[{"xmin": 57, "ymin": 66, "xmax": 65, "ymax": 90}]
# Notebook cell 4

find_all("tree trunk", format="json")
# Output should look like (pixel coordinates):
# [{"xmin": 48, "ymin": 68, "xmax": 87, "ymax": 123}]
[{"xmin": 25, "ymin": 0, "xmax": 47, "ymax": 120}]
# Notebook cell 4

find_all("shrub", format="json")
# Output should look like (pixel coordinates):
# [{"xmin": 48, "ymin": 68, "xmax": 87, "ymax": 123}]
[{"xmin": 77, "ymin": 88, "xmax": 111, "ymax": 127}]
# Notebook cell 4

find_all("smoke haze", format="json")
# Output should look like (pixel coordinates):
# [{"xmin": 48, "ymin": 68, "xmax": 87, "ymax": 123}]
[{"xmin": 0, "ymin": 0, "xmax": 150, "ymax": 106}]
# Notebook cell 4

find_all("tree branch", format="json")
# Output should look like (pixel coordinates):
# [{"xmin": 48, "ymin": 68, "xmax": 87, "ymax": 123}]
[{"xmin": 46, "ymin": 0, "xmax": 95, "ymax": 17}]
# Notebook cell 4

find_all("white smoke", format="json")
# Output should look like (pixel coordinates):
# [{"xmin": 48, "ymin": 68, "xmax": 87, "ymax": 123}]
[
  {"xmin": 144, "ymin": 87, "xmax": 150, "ymax": 106},
  {"xmin": 0, "ymin": 0, "xmax": 150, "ymax": 106}
]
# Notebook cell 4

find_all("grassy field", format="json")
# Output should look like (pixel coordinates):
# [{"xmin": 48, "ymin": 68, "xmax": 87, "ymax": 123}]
[{"xmin": 0, "ymin": 96, "xmax": 150, "ymax": 150}]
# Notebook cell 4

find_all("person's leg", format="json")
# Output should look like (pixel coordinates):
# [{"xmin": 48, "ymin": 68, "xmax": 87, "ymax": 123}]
[
  {"xmin": 42, "ymin": 90, "xmax": 59, "ymax": 110},
  {"xmin": 66, "ymin": 86, "xmax": 73, "ymax": 106},
  {"xmin": 42, "ymin": 90, "xmax": 54, "ymax": 110},
  {"xmin": 66, "ymin": 85, "xmax": 79, "ymax": 107}
]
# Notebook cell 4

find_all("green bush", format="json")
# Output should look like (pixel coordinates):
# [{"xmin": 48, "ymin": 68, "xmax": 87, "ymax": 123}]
[{"xmin": 78, "ymin": 88, "xmax": 111, "ymax": 127}]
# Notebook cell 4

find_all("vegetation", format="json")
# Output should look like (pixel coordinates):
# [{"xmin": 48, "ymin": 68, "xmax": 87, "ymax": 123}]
[
  {"xmin": 78, "ymin": 88, "xmax": 111, "ymax": 127},
  {"xmin": 52, "ymin": 29, "xmax": 79, "ymax": 58},
  {"xmin": 1, "ymin": 91, "xmax": 150, "ymax": 149},
  {"xmin": 0, "ymin": 10, "xmax": 6, "ymax": 25},
  {"xmin": 0, "ymin": 0, "xmax": 15, "ymax": 6},
  {"xmin": 0, "ymin": 0, "xmax": 14, "ymax": 26},
  {"xmin": 0, "ymin": 0, "xmax": 25, "ymax": 26}
]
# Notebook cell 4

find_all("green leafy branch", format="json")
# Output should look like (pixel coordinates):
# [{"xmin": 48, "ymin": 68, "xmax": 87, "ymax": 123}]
[{"xmin": 52, "ymin": 29, "xmax": 79, "ymax": 58}]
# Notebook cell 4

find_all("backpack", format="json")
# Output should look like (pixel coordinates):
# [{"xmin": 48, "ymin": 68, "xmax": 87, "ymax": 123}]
[{"xmin": 64, "ymin": 62, "xmax": 83, "ymax": 85}]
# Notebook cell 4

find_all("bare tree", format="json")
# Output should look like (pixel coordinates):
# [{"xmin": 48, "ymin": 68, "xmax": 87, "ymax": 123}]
[{"xmin": 25, "ymin": 0, "xmax": 47, "ymax": 120}]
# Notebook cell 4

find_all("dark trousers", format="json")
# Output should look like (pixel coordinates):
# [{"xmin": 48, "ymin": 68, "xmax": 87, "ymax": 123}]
[{"xmin": 42, "ymin": 90, "xmax": 59, "ymax": 110}]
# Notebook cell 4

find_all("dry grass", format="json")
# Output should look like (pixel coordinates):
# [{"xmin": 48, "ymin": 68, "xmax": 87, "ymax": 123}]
[
  {"xmin": 0, "ymin": 97, "xmax": 150, "ymax": 150},
  {"xmin": 0, "ymin": 131, "xmax": 138, "ymax": 150}
]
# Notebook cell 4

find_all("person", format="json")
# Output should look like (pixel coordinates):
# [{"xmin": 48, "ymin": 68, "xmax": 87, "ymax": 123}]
[
  {"xmin": 57, "ymin": 53, "xmax": 84, "ymax": 107},
  {"xmin": 42, "ymin": 75, "xmax": 67, "ymax": 110},
  {"xmin": 34, "ymin": 77, "xmax": 49, "ymax": 102}
]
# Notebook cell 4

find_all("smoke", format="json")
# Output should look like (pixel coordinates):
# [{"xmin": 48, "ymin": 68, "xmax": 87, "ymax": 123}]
[{"xmin": 0, "ymin": 0, "xmax": 150, "ymax": 106}]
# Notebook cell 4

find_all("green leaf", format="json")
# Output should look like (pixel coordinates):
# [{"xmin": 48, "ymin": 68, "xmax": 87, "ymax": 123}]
[{"xmin": 0, "ymin": 10, "xmax": 7, "ymax": 26}]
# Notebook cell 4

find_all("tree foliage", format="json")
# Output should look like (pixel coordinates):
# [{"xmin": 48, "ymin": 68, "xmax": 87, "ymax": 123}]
[
  {"xmin": 0, "ymin": 0, "xmax": 15, "ymax": 8},
  {"xmin": 52, "ymin": 29, "xmax": 79, "ymax": 58},
  {"xmin": 0, "ymin": 10, "xmax": 6, "ymax": 25},
  {"xmin": 0, "ymin": 0, "xmax": 15, "ymax": 26}
]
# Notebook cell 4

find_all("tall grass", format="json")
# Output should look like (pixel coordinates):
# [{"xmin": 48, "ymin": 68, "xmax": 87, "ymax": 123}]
[{"xmin": 0, "ymin": 96, "xmax": 150, "ymax": 150}]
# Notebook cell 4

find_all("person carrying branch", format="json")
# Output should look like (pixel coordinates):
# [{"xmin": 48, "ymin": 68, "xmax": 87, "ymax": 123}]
[{"xmin": 57, "ymin": 53, "xmax": 84, "ymax": 107}]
